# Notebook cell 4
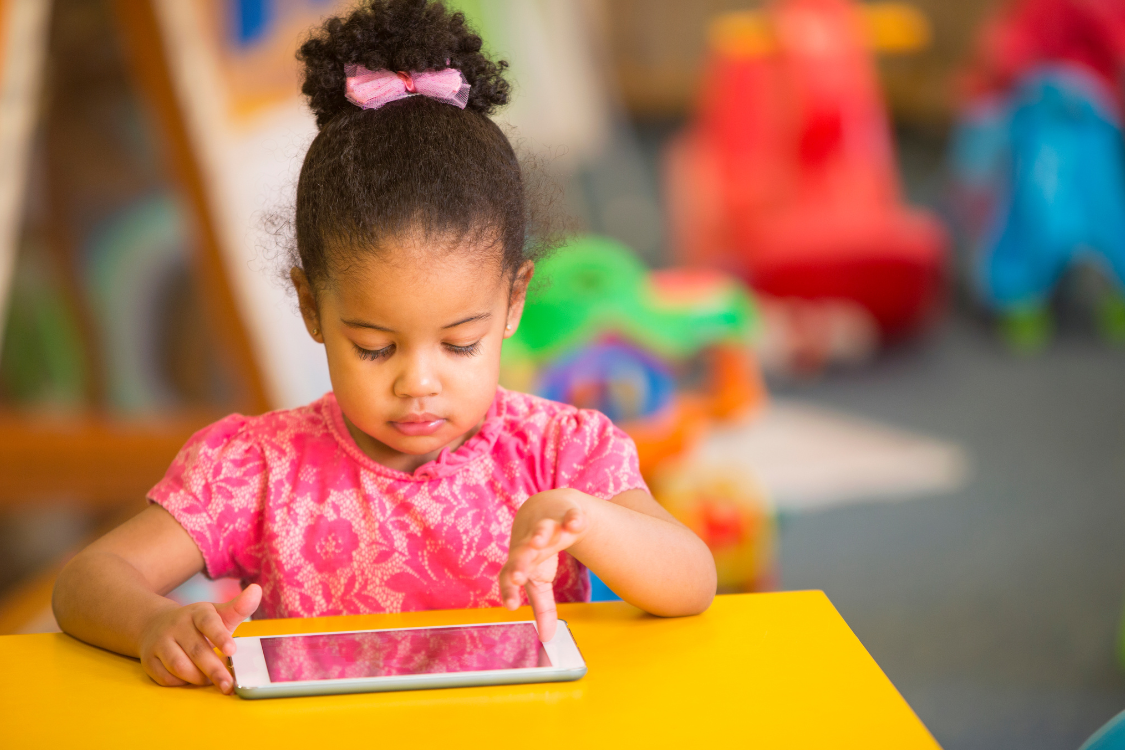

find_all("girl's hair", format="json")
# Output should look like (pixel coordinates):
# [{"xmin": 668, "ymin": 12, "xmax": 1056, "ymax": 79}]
[{"xmin": 294, "ymin": 0, "xmax": 531, "ymax": 290}]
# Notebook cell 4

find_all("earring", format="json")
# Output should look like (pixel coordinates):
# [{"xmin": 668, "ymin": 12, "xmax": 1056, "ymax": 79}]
[
  {"xmin": 312, "ymin": 328, "xmax": 320, "ymax": 336},
  {"xmin": 506, "ymin": 324, "xmax": 512, "ymax": 331}
]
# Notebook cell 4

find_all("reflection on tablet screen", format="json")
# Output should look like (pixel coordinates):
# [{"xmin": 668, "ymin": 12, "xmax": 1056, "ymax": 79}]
[{"xmin": 260, "ymin": 623, "xmax": 551, "ymax": 682}]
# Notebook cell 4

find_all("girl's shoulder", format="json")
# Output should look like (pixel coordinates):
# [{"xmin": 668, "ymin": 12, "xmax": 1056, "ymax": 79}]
[
  {"xmin": 494, "ymin": 387, "xmax": 589, "ymax": 427},
  {"xmin": 494, "ymin": 387, "xmax": 577, "ymax": 421},
  {"xmin": 492, "ymin": 388, "xmax": 645, "ymax": 498},
  {"xmin": 174, "ymin": 394, "xmax": 339, "ymax": 465},
  {"xmin": 492, "ymin": 388, "xmax": 621, "ymax": 447},
  {"xmin": 151, "ymin": 394, "xmax": 343, "ymax": 509}
]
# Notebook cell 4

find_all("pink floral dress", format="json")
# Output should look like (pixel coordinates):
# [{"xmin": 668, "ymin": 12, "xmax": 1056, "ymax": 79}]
[{"xmin": 149, "ymin": 388, "xmax": 647, "ymax": 620}]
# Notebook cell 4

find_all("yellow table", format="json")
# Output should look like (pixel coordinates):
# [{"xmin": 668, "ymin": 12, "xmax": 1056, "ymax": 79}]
[{"xmin": 2, "ymin": 592, "xmax": 938, "ymax": 748}]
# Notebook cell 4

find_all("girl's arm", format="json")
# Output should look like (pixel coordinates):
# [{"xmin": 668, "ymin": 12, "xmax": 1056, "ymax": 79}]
[
  {"xmin": 499, "ymin": 488, "xmax": 717, "ymax": 639},
  {"xmin": 52, "ymin": 505, "xmax": 260, "ymax": 694}
]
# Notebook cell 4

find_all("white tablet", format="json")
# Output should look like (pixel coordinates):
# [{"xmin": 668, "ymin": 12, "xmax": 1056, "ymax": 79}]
[{"xmin": 229, "ymin": 620, "xmax": 586, "ymax": 699}]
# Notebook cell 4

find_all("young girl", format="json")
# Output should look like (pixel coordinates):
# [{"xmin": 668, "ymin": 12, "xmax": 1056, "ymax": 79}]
[{"xmin": 52, "ymin": 0, "xmax": 716, "ymax": 695}]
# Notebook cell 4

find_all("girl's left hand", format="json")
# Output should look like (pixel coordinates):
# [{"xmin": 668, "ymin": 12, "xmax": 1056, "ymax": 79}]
[{"xmin": 500, "ymin": 489, "xmax": 589, "ymax": 642}]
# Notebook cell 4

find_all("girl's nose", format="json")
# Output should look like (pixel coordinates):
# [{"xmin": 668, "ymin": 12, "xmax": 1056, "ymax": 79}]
[{"xmin": 393, "ymin": 353, "xmax": 441, "ymax": 399}]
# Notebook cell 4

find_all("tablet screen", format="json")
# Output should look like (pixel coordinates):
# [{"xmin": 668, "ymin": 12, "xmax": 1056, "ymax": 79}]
[{"xmin": 260, "ymin": 623, "xmax": 551, "ymax": 683}]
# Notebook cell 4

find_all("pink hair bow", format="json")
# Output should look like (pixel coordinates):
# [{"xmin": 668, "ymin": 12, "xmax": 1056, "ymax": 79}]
[{"xmin": 344, "ymin": 64, "xmax": 470, "ymax": 111}]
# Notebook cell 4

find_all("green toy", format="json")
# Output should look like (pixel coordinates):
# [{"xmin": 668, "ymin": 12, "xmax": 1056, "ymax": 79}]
[{"xmin": 503, "ymin": 235, "xmax": 759, "ymax": 377}]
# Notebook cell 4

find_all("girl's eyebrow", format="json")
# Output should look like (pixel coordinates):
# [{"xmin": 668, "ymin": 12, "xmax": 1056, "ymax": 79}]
[
  {"xmin": 443, "ymin": 312, "xmax": 491, "ymax": 329},
  {"xmin": 342, "ymin": 319, "xmax": 394, "ymax": 332},
  {"xmin": 340, "ymin": 312, "xmax": 491, "ymax": 332}
]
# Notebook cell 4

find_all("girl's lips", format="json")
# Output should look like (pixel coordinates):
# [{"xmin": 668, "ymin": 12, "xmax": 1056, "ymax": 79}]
[{"xmin": 390, "ymin": 417, "xmax": 446, "ymax": 437}]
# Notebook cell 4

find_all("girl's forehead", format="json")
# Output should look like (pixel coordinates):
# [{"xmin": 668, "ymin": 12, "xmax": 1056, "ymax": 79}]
[{"xmin": 326, "ymin": 251, "xmax": 507, "ymax": 327}]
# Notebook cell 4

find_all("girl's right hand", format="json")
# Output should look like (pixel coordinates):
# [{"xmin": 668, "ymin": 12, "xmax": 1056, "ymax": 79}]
[{"xmin": 137, "ymin": 584, "xmax": 261, "ymax": 695}]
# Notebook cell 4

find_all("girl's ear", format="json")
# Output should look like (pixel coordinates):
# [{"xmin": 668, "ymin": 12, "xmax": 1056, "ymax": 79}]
[
  {"xmin": 290, "ymin": 267, "xmax": 323, "ymax": 343},
  {"xmin": 504, "ymin": 262, "xmax": 535, "ymax": 339}
]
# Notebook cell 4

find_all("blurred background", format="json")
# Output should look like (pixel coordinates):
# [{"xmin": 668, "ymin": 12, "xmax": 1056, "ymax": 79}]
[{"xmin": 1, "ymin": 0, "xmax": 1124, "ymax": 747}]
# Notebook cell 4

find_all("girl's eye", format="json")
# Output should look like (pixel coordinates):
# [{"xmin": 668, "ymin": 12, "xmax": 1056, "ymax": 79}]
[
  {"xmin": 354, "ymin": 343, "xmax": 394, "ymax": 361},
  {"xmin": 445, "ymin": 341, "xmax": 482, "ymax": 357}
]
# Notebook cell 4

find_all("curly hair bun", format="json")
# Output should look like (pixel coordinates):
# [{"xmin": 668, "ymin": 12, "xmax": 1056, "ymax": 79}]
[{"xmin": 297, "ymin": 0, "xmax": 511, "ymax": 128}]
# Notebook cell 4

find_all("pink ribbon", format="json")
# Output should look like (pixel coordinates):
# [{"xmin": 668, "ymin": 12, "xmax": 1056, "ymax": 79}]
[{"xmin": 344, "ymin": 64, "xmax": 471, "ymax": 111}]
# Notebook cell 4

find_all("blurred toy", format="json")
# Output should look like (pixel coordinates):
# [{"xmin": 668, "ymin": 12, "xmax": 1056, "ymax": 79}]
[
  {"xmin": 537, "ymin": 342, "xmax": 676, "ymax": 425},
  {"xmin": 961, "ymin": 0, "xmax": 1125, "ymax": 104},
  {"xmin": 959, "ymin": 67, "xmax": 1125, "ymax": 347},
  {"xmin": 504, "ymin": 236, "xmax": 775, "ymax": 592},
  {"xmin": 664, "ymin": 0, "xmax": 947, "ymax": 373},
  {"xmin": 503, "ymin": 236, "xmax": 767, "ymax": 464},
  {"xmin": 1080, "ymin": 707, "xmax": 1125, "ymax": 750},
  {"xmin": 509, "ymin": 236, "xmax": 760, "ymax": 369},
  {"xmin": 951, "ymin": 0, "xmax": 1125, "ymax": 349},
  {"xmin": 651, "ymin": 461, "xmax": 776, "ymax": 592}
]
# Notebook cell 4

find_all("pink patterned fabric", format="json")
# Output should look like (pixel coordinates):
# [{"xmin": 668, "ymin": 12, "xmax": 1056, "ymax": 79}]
[
  {"xmin": 148, "ymin": 388, "xmax": 646, "ymax": 620},
  {"xmin": 344, "ymin": 64, "xmax": 471, "ymax": 111}
]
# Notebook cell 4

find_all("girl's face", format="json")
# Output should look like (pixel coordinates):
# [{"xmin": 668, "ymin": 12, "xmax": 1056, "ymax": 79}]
[{"xmin": 292, "ymin": 238, "xmax": 531, "ymax": 473}]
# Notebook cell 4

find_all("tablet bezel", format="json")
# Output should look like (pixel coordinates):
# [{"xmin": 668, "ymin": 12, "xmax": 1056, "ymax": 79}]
[{"xmin": 230, "ymin": 619, "xmax": 586, "ymax": 699}]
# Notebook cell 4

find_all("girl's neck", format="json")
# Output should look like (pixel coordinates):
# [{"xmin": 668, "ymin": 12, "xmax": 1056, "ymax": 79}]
[{"xmin": 342, "ymin": 413, "xmax": 481, "ymax": 473}]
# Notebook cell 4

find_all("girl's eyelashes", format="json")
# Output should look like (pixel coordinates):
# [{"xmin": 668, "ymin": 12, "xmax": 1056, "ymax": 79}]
[
  {"xmin": 351, "ymin": 341, "xmax": 481, "ymax": 360},
  {"xmin": 445, "ymin": 341, "xmax": 482, "ymax": 357},
  {"xmin": 353, "ymin": 343, "xmax": 394, "ymax": 361}
]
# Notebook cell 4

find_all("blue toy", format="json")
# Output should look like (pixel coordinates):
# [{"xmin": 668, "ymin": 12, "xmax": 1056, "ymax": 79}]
[
  {"xmin": 951, "ymin": 64, "xmax": 1125, "ymax": 348},
  {"xmin": 536, "ymin": 342, "xmax": 676, "ymax": 425}
]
